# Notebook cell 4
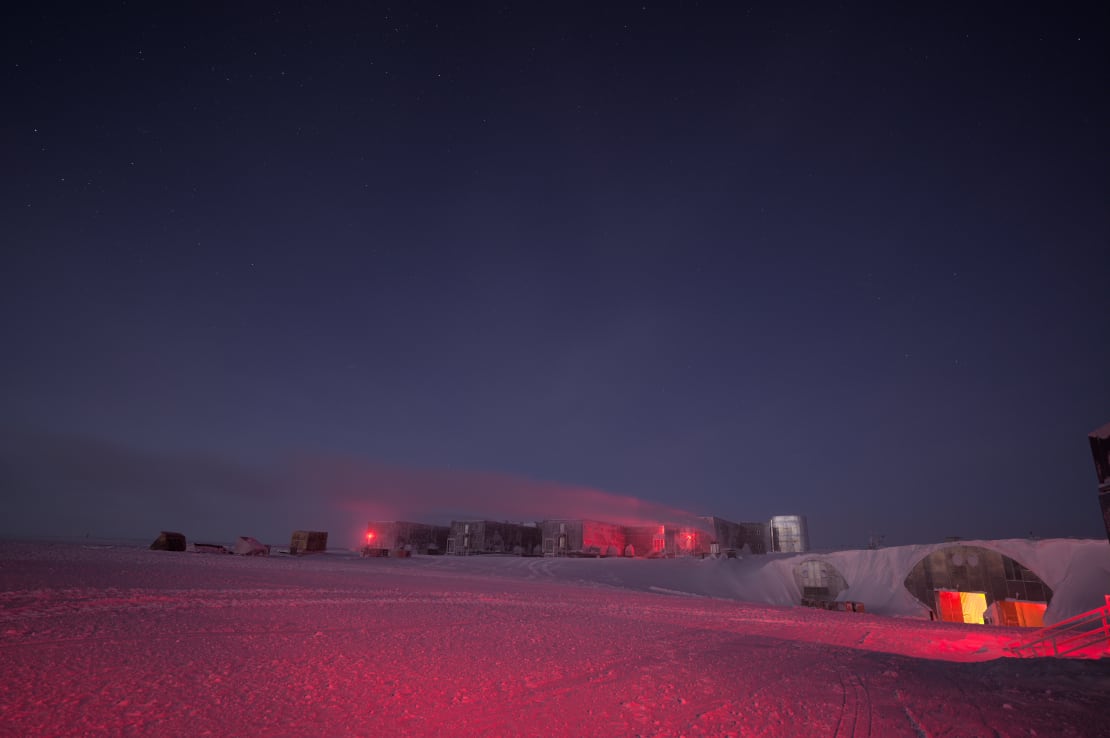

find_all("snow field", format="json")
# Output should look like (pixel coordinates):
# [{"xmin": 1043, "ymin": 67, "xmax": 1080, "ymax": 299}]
[{"xmin": 1, "ymin": 541, "xmax": 1108, "ymax": 737}]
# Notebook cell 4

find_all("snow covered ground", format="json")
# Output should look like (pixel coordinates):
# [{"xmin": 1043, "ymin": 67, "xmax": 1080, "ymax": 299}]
[{"xmin": 1, "ymin": 540, "xmax": 1108, "ymax": 737}]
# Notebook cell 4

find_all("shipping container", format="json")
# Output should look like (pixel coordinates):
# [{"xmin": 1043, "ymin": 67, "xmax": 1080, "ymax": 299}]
[{"xmin": 290, "ymin": 530, "xmax": 328, "ymax": 554}]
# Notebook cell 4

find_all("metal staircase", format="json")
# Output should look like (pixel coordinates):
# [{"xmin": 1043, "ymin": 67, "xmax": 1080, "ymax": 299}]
[{"xmin": 1008, "ymin": 595, "xmax": 1110, "ymax": 658}]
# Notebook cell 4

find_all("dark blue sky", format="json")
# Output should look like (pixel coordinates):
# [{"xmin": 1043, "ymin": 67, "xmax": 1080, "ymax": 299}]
[{"xmin": 3, "ymin": 2, "xmax": 1107, "ymax": 548}]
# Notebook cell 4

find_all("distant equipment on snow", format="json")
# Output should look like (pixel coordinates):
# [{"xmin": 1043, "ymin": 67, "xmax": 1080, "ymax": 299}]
[
  {"xmin": 233, "ymin": 536, "xmax": 270, "ymax": 556},
  {"xmin": 150, "ymin": 531, "xmax": 187, "ymax": 551}
]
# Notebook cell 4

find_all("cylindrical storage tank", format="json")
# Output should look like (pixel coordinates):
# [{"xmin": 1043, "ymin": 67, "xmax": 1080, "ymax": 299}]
[{"xmin": 769, "ymin": 515, "xmax": 809, "ymax": 552}]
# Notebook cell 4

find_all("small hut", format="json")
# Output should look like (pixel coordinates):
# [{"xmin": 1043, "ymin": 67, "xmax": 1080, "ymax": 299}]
[{"xmin": 290, "ymin": 530, "xmax": 328, "ymax": 554}]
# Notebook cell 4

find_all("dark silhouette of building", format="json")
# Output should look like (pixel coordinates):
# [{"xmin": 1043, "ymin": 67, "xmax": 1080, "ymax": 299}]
[
  {"xmin": 1089, "ymin": 423, "xmax": 1110, "ymax": 544},
  {"xmin": 365, "ymin": 521, "xmax": 449, "ymax": 554},
  {"xmin": 538, "ymin": 519, "xmax": 627, "ymax": 556},
  {"xmin": 446, "ymin": 521, "xmax": 541, "ymax": 555}
]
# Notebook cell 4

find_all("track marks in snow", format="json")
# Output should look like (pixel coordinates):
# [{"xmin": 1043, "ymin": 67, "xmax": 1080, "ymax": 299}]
[
  {"xmin": 901, "ymin": 705, "xmax": 931, "ymax": 738},
  {"xmin": 833, "ymin": 668, "xmax": 873, "ymax": 738}
]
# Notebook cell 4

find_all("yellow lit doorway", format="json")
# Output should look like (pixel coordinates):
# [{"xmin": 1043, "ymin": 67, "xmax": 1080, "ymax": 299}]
[{"xmin": 935, "ymin": 590, "xmax": 988, "ymax": 624}]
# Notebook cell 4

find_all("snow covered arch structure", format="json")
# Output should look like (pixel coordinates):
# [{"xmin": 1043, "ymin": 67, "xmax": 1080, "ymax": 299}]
[
  {"xmin": 763, "ymin": 538, "xmax": 1106, "ymax": 624},
  {"xmin": 902, "ymin": 544, "xmax": 1053, "ymax": 623},
  {"xmin": 792, "ymin": 558, "xmax": 849, "ymax": 602}
]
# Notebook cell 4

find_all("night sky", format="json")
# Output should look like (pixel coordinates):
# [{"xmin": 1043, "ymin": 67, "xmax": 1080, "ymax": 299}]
[{"xmin": 3, "ymin": 2, "xmax": 1107, "ymax": 548}]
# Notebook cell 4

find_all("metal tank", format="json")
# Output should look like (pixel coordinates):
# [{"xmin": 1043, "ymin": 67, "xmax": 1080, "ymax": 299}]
[{"xmin": 769, "ymin": 515, "xmax": 809, "ymax": 553}]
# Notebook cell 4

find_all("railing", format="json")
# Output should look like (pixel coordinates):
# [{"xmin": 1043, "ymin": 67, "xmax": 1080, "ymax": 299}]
[{"xmin": 1009, "ymin": 595, "xmax": 1110, "ymax": 658}]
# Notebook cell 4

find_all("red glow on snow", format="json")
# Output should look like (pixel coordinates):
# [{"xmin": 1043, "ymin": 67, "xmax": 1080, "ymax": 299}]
[{"xmin": 5, "ymin": 541, "xmax": 1108, "ymax": 737}]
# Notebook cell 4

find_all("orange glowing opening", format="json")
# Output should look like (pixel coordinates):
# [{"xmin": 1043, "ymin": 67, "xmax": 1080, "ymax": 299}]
[{"xmin": 936, "ymin": 590, "xmax": 987, "ymax": 624}]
